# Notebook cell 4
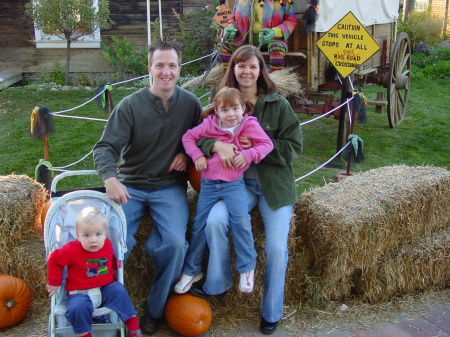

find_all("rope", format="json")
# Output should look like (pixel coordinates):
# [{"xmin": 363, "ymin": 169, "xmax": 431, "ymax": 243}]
[
  {"xmin": 300, "ymin": 95, "xmax": 354, "ymax": 126},
  {"xmin": 52, "ymin": 149, "xmax": 94, "ymax": 170},
  {"xmin": 295, "ymin": 142, "xmax": 351, "ymax": 182}
]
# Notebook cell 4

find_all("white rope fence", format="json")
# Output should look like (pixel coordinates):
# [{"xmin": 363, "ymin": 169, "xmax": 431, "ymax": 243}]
[{"xmin": 37, "ymin": 54, "xmax": 358, "ymax": 182}]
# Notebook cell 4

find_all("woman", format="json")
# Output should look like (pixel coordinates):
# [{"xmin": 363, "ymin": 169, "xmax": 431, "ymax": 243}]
[{"xmin": 192, "ymin": 44, "xmax": 303, "ymax": 335}]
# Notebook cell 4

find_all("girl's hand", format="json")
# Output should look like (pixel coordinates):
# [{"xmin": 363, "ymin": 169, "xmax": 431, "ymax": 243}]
[
  {"xmin": 234, "ymin": 152, "xmax": 248, "ymax": 169},
  {"xmin": 239, "ymin": 136, "xmax": 253, "ymax": 149},
  {"xmin": 211, "ymin": 141, "xmax": 238, "ymax": 169},
  {"xmin": 194, "ymin": 156, "xmax": 208, "ymax": 171},
  {"xmin": 46, "ymin": 284, "xmax": 59, "ymax": 298}
]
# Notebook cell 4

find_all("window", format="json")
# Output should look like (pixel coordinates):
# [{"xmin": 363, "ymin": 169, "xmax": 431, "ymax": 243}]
[{"xmin": 33, "ymin": 0, "xmax": 102, "ymax": 49}]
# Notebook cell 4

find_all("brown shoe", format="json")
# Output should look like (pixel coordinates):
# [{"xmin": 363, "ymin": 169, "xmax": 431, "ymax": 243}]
[{"xmin": 141, "ymin": 304, "xmax": 160, "ymax": 335}]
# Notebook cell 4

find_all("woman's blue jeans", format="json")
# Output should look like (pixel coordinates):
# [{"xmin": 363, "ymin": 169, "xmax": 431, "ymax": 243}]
[
  {"xmin": 122, "ymin": 183, "xmax": 189, "ymax": 319},
  {"xmin": 182, "ymin": 178, "xmax": 256, "ymax": 276},
  {"xmin": 65, "ymin": 281, "xmax": 137, "ymax": 334},
  {"xmin": 203, "ymin": 178, "xmax": 293, "ymax": 323}
]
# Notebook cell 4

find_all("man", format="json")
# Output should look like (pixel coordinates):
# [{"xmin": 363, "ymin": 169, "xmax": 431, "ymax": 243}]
[{"xmin": 93, "ymin": 39, "xmax": 202, "ymax": 335}]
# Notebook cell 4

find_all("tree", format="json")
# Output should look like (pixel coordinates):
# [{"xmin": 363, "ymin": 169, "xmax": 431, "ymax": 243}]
[{"xmin": 25, "ymin": 0, "xmax": 114, "ymax": 83}]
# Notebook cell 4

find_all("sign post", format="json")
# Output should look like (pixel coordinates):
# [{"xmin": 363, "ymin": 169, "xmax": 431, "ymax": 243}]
[{"xmin": 316, "ymin": 12, "xmax": 380, "ymax": 170}]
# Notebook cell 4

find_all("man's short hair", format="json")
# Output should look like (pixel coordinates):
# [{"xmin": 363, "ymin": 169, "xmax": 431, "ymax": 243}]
[{"xmin": 148, "ymin": 38, "xmax": 183, "ymax": 66}]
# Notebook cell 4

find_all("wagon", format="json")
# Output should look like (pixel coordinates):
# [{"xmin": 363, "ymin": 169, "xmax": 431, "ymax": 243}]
[{"xmin": 267, "ymin": 0, "xmax": 411, "ymax": 128}]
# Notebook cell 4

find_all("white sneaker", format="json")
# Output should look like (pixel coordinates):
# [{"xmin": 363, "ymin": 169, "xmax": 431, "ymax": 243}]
[
  {"xmin": 239, "ymin": 269, "xmax": 254, "ymax": 293},
  {"xmin": 174, "ymin": 273, "xmax": 203, "ymax": 294}
]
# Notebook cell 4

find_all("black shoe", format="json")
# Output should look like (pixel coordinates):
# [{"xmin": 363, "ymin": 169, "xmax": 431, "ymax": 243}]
[
  {"xmin": 260, "ymin": 317, "xmax": 278, "ymax": 335},
  {"xmin": 188, "ymin": 284, "xmax": 227, "ymax": 300},
  {"xmin": 141, "ymin": 303, "xmax": 160, "ymax": 335}
]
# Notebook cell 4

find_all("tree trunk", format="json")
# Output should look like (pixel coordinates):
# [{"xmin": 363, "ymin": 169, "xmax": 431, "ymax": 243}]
[
  {"xmin": 403, "ymin": 0, "xmax": 416, "ymax": 20},
  {"xmin": 444, "ymin": 0, "xmax": 449, "ymax": 36},
  {"xmin": 65, "ymin": 38, "xmax": 71, "ymax": 84}
]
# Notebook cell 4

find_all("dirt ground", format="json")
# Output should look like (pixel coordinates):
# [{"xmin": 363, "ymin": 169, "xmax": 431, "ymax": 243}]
[{"xmin": 1, "ymin": 287, "xmax": 449, "ymax": 337}]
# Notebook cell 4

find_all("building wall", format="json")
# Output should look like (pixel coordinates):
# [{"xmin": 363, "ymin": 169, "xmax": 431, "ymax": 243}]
[{"xmin": 0, "ymin": 1, "xmax": 188, "ymax": 76}]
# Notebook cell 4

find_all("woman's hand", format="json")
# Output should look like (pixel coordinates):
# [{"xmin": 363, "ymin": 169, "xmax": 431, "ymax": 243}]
[
  {"xmin": 234, "ymin": 151, "xmax": 248, "ymax": 169},
  {"xmin": 211, "ymin": 141, "xmax": 238, "ymax": 169},
  {"xmin": 238, "ymin": 136, "xmax": 253, "ymax": 149}
]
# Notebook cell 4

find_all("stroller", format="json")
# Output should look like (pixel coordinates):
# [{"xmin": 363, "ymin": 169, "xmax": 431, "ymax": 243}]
[{"xmin": 44, "ymin": 170, "xmax": 127, "ymax": 337}]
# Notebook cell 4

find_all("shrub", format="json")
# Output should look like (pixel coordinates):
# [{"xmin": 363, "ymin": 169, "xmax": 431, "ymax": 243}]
[
  {"xmin": 411, "ymin": 45, "xmax": 450, "ymax": 79},
  {"xmin": 101, "ymin": 36, "xmax": 149, "ymax": 78},
  {"xmin": 39, "ymin": 62, "xmax": 66, "ymax": 85},
  {"xmin": 398, "ymin": 9, "xmax": 445, "ymax": 50}
]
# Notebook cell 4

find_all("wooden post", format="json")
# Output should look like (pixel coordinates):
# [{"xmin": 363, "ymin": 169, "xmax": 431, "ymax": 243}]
[{"xmin": 106, "ymin": 86, "xmax": 113, "ymax": 116}]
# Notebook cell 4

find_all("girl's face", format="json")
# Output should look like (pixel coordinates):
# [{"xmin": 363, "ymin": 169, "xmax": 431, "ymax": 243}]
[
  {"xmin": 216, "ymin": 101, "xmax": 245, "ymax": 128},
  {"xmin": 234, "ymin": 56, "xmax": 260, "ymax": 90},
  {"xmin": 76, "ymin": 221, "xmax": 108, "ymax": 253}
]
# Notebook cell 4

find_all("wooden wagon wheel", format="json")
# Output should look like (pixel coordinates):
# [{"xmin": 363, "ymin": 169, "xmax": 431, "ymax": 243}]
[{"xmin": 386, "ymin": 32, "xmax": 412, "ymax": 128}]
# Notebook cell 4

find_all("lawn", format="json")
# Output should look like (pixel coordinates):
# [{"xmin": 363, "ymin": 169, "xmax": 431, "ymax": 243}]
[{"xmin": 0, "ymin": 78, "xmax": 449, "ymax": 194}]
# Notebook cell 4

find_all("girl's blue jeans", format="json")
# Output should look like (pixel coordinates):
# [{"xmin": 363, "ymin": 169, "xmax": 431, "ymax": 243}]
[
  {"xmin": 203, "ymin": 178, "xmax": 293, "ymax": 323},
  {"xmin": 65, "ymin": 281, "xmax": 137, "ymax": 334},
  {"xmin": 182, "ymin": 177, "xmax": 257, "ymax": 276}
]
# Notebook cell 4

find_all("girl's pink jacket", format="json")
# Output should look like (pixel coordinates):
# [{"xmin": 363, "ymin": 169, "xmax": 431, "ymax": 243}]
[{"xmin": 182, "ymin": 114, "xmax": 274, "ymax": 182}]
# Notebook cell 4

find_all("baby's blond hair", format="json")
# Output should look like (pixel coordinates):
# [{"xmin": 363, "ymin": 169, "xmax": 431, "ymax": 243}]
[{"xmin": 75, "ymin": 206, "xmax": 108, "ymax": 233}]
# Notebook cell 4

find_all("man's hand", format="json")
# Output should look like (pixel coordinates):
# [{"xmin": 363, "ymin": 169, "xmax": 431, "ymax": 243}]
[
  {"xmin": 194, "ymin": 156, "xmax": 208, "ymax": 171},
  {"xmin": 211, "ymin": 141, "xmax": 238, "ymax": 169},
  {"xmin": 105, "ymin": 177, "xmax": 131, "ymax": 204},
  {"xmin": 46, "ymin": 284, "xmax": 59, "ymax": 298},
  {"xmin": 234, "ymin": 151, "xmax": 248, "ymax": 169},
  {"xmin": 169, "ymin": 153, "xmax": 188, "ymax": 172},
  {"xmin": 259, "ymin": 28, "xmax": 275, "ymax": 45},
  {"xmin": 224, "ymin": 27, "xmax": 238, "ymax": 42}
]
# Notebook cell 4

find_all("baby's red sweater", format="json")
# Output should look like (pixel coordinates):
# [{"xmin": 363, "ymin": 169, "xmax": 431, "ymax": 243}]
[{"xmin": 47, "ymin": 238, "xmax": 116, "ymax": 291}]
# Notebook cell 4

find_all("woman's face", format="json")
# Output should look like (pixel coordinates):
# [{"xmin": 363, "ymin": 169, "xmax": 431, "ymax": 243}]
[{"xmin": 234, "ymin": 56, "xmax": 260, "ymax": 90}]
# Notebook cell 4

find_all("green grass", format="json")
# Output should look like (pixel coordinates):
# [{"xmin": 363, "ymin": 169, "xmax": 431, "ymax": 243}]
[{"xmin": 0, "ymin": 79, "xmax": 449, "ymax": 194}]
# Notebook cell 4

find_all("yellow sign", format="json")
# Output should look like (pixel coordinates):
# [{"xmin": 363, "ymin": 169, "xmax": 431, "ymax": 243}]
[
  {"xmin": 316, "ymin": 11, "xmax": 380, "ymax": 78},
  {"xmin": 214, "ymin": 4, "xmax": 233, "ymax": 28}
]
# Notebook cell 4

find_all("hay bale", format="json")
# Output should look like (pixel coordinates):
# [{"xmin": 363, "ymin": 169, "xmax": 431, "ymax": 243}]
[
  {"xmin": 124, "ymin": 187, "xmax": 305, "ymax": 315},
  {"xmin": 1, "ymin": 238, "xmax": 47, "ymax": 300},
  {"xmin": 295, "ymin": 165, "xmax": 450, "ymax": 303},
  {"xmin": 0, "ymin": 175, "xmax": 47, "ymax": 301},
  {"xmin": 182, "ymin": 64, "xmax": 303, "ymax": 98},
  {"xmin": 0, "ymin": 175, "xmax": 46, "ymax": 250},
  {"xmin": 358, "ymin": 233, "xmax": 450, "ymax": 303}
]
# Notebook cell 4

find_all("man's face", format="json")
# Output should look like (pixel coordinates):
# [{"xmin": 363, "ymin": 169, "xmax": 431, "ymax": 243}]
[{"xmin": 148, "ymin": 49, "xmax": 181, "ymax": 94}]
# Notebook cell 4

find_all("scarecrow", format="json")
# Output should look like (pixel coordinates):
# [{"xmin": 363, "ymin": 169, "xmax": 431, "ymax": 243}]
[{"xmin": 219, "ymin": 0, "xmax": 297, "ymax": 72}]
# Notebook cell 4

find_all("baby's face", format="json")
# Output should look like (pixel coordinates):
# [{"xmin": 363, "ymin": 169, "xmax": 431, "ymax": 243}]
[{"xmin": 76, "ymin": 221, "xmax": 108, "ymax": 252}]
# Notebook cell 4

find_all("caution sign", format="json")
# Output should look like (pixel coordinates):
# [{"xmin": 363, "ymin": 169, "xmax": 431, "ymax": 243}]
[
  {"xmin": 316, "ymin": 11, "xmax": 380, "ymax": 78},
  {"xmin": 214, "ymin": 4, "xmax": 233, "ymax": 28}
]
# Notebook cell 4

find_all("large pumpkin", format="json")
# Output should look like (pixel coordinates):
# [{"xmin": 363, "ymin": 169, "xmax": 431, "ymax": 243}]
[
  {"xmin": 0, "ymin": 275, "xmax": 32, "ymax": 328},
  {"xmin": 187, "ymin": 163, "xmax": 201, "ymax": 193},
  {"xmin": 165, "ymin": 293, "xmax": 212, "ymax": 337}
]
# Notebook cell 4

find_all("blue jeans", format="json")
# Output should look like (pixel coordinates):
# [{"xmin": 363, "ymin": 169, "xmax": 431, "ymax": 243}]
[
  {"xmin": 203, "ymin": 178, "xmax": 293, "ymax": 323},
  {"xmin": 122, "ymin": 183, "xmax": 189, "ymax": 319},
  {"xmin": 65, "ymin": 281, "xmax": 137, "ymax": 334},
  {"xmin": 183, "ymin": 178, "xmax": 256, "ymax": 276}
]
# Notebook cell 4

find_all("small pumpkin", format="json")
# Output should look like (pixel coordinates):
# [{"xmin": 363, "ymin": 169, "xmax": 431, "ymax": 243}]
[
  {"xmin": 0, "ymin": 275, "xmax": 32, "ymax": 328},
  {"xmin": 165, "ymin": 293, "xmax": 212, "ymax": 337},
  {"xmin": 187, "ymin": 163, "xmax": 201, "ymax": 193}
]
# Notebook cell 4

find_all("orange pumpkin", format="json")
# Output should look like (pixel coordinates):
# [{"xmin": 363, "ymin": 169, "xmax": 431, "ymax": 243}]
[
  {"xmin": 165, "ymin": 294, "xmax": 212, "ymax": 337},
  {"xmin": 187, "ymin": 163, "xmax": 201, "ymax": 193},
  {"xmin": 0, "ymin": 275, "xmax": 32, "ymax": 328}
]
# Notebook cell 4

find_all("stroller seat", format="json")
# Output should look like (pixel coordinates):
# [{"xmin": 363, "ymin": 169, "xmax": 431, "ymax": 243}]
[{"xmin": 44, "ymin": 171, "xmax": 128, "ymax": 337}]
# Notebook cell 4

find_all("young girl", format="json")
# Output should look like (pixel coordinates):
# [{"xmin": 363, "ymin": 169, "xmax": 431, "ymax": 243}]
[
  {"xmin": 174, "ymin": 86, "xmax": 273, "ymax": 295},
  {"xmin": 46, "ymin": 207, "xmax": 142, "ymax": 337}
]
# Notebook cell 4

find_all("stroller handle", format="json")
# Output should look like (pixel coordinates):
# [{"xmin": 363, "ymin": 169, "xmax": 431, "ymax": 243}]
[{"xmin": 51, "ymin": 170, "xmax": 99, "ymax": 193}]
